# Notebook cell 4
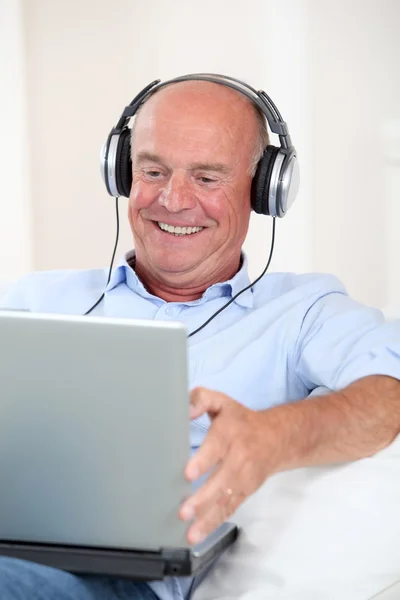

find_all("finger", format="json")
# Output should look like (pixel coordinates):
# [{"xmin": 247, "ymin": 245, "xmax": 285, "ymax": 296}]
[
  {"xmin": 185, "ymin": 418, "xmax": 230, "ymax": 481},
  {"xmin": 187, "ymin": 487, "xmax": 245, "ymax": 545},
  {"xmin": 180, "ymin": 461, "xmax": 224, "ymax": 522},
  {"xmin": 189, "ymin": 387, "xmax": 228, "ymax": 420},
  {"xmin": 182, "ymin": 449, "xmax": 246, "ymax": 522}
]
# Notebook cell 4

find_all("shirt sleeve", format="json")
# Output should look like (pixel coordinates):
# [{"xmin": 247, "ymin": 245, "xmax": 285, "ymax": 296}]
[
  {"xmin": 294, "ymin": 290, "xmax": 400, "ymax": 391},
  {"xmin": 0, "ymin": 274, "xmax": 36, "ymax": 311}
]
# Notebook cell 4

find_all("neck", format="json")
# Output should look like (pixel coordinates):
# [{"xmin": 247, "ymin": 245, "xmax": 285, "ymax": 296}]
[{"xmin": 131, "ymin": 256, "xmax": 242, "ymax": 303}]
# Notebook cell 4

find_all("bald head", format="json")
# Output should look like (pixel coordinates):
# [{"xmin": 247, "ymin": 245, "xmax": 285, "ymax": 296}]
[{"xmin": 131, "ymin": 80, "xmax": 269, "ymax": 176}]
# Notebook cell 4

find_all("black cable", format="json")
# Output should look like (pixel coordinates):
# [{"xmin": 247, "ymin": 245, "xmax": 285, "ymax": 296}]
[
  {"xmin": 187, "ymin": 217, "xmax": 276, "ymax": 338},
  {"xmin": 84, "ymin": 197, "xmax": 120, "ymax": 316}
]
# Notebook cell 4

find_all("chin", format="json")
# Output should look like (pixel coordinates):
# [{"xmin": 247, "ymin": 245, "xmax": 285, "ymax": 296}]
[
  {"xmin": 145, "ymin": 250, "xmax": 198, "ymax": 274},
  {"xmin": 155, "ymin": 259, "xmax": 200, "ymax": 276}
]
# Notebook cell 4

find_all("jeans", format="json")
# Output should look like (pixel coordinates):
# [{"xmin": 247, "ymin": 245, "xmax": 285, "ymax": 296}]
[{"xmin": 0, "ymin": 557, "xmax": 160, "ymax": 600}]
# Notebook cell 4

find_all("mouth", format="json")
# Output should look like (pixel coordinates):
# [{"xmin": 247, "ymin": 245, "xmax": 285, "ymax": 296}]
[{"xmin": 156, "ymin": 221, "xmax": 205, "ymax": 237}]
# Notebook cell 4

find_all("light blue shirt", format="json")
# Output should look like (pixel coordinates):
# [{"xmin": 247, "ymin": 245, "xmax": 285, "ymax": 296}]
[{"xmin": 3, "ymin": 250, "xmax": 400, "ymax": 600}]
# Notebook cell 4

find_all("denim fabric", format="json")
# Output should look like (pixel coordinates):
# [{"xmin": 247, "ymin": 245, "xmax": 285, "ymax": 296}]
[{"xmin": 0, "ymin": 557, "xmax": 160, "ymax": 600}]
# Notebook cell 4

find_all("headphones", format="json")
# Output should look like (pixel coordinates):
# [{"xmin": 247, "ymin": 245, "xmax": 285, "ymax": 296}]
[{"xmin": 100, "ymin": 73, "xmax": 299, "ymax": 218}]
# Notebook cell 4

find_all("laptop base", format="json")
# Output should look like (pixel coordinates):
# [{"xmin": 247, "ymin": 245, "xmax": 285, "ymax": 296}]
[{"xmin": 0, "ymin": 525, "xmax": 239, "ymax": 580}]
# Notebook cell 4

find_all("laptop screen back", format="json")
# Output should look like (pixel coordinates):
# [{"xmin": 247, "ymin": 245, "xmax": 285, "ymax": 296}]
[{"xmin": 0, "ymin": 311, "xmax": 191, "ymax": 551}]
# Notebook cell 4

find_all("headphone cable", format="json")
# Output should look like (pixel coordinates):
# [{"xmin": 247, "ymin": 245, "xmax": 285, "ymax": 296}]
[
  {"xmin": 83, "ymin": 196, "xmax": 120, "ymax": 316},
  {"xmin": 187, "ymin": 217, "xmax": 276, "ymax": 337}
]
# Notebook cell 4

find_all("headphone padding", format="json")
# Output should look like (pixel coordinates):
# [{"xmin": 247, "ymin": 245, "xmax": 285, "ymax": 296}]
[
  {"xmin": 251, "ymin": 145, "xmax": 280, "ymax": 215},
  {"xmin": 115, "ymin": 128, "xmax": 133, "ymax": 198}
]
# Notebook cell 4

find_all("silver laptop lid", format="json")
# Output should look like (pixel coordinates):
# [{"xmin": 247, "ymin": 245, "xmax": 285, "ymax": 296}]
[{"xmin": 0, "ymin": 311, "xmax": 192, "ymax": 551}]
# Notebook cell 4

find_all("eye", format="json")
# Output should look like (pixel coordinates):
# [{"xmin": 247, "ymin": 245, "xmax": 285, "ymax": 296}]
[
  {"xmin": 144, "ymin": 170, "xmax": 162, "ymax": 179},
  {"xmin": 197, "ymin": 176, "xmax": 217, "ymax": 185}
]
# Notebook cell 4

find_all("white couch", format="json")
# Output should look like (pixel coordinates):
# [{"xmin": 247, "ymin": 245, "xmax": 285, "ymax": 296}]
[{"xmin": 194, "ymin": 432, "xmax": 400, "ymax": 600}]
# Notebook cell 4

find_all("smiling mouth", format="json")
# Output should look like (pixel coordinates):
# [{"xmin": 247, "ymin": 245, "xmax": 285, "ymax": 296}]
[{"xmin": 157, "ymin": 222, "xmax": 204, "ymax": 236}]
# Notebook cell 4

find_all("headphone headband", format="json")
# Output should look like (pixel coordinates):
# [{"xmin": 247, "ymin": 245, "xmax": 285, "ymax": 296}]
[{"xmin": 115, "ymin": 73, "xmax": 292, "ymax": 147}]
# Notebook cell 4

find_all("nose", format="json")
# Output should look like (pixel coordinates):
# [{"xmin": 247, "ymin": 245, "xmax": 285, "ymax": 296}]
[{"xmin": 158, "ymin": 170, "xmax": 196, "ymax": 213}]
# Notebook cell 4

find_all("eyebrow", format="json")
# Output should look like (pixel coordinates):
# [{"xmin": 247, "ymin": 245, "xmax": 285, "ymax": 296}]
[
  {"xmin": 135, "ymin": 152, "xmax": 231, "ymax": 174},
  {"xmin": 135, "ymin": 152, "xmax": 165, "ymax": 166},
  {"xmin": 188, "ymin": 161, "xmax": 231, "ymax": 174}
]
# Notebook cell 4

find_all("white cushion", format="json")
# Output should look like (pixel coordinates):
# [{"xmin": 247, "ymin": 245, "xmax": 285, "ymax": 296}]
[
  {"xmin": 372, "ymin": 581, "xmax": 400, "ymax": 599},
  {"xmin": 194, "ymin": 433, "xmax": 400, "ymax": 600}
]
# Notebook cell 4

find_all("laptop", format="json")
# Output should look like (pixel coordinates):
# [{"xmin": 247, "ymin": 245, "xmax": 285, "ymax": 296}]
[{"xmin": 0, "ymin": 310, "xmax": 238, "ymax": 580}]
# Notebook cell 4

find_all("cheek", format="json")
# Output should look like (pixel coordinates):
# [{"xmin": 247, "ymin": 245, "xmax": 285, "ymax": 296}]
[
  {"xmin": 128, "ymin": 184, "xmax": 148, "ymax": 233},
  {"xmin": 130, "ymin": 182, "xmax": 152, "ymax": 210},
  {"xmin": 199, "ymin": 190, "xmax": 232, "ymax": 220},
  {"xmin": 202, "ymin": 188, "xmax": 250, "ymax": 227}
]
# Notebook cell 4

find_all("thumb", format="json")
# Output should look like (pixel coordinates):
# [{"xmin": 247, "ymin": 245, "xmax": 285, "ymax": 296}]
[{"xmin": 189, "ymin": 387, "xmax": 226, "ymax": 420}]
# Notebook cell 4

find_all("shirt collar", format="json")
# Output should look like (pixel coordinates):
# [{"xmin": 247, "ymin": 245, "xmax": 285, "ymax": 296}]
[{"xmin": 105, "ymin": 250, "xmax": 254, "ymax": 309}]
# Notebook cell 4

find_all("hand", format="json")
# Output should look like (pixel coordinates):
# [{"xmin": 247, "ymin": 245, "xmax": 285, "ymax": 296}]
[{"xmin": 179, "ymin": 386, "xmax": 280, "ymax": 545}]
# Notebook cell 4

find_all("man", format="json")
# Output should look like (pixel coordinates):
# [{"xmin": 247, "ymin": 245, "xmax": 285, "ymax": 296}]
[{"xmin": 1, "ymin": 77, "xmax": 400, "ymax": 600}]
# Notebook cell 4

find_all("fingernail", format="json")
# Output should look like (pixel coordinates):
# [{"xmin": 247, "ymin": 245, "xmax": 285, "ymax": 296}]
[{"xmin": 181, "ymin": 504, "xmax": 195, "ymax": 521}]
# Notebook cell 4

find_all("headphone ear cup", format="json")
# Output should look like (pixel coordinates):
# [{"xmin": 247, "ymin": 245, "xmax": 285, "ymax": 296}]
[
  {"xmin": 251, "ymin": 145, "xmax": 280, "ymax": 215},
  {"xmin": 115, "ymin": 128, "xmax": 132, "ymax": 198}
]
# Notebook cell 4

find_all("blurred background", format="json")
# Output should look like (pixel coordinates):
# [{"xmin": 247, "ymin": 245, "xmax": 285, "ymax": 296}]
[{"xmin": 1, "ymin": 0, "xmax": 400, "ymax": 314}]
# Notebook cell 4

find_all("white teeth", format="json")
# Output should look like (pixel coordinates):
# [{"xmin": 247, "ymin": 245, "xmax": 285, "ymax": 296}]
[{"xmin": 157, "ymin": 222, "xmax": 203, "ymax": 236}]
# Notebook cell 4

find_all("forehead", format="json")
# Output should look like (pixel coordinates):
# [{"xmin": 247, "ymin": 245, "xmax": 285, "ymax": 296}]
[{"xmin": 132, "ymin": 81, "xmax": 258, "ymax": 162}]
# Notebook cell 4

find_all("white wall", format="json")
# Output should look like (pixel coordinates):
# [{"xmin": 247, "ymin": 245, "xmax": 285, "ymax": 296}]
[
  {"xmin": 1, "ymin": 0, "xmax": 400, "ymax": 310},
  {"xmin": 309, "ymin": 0, "xmax": 400, "ymax": 307},
  {"xmin": 0, "ymin": 0, "xmax": 32, "ymax": 281},
  {"xmin": 22, "ymin": 0, "xmax": 135, "ymax": 271},
  {"xmin": 382, "ymin": 118, "xmax": 400, "ymax": 319}
]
